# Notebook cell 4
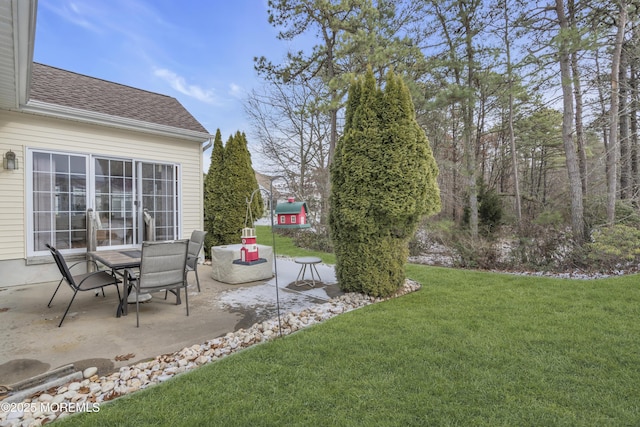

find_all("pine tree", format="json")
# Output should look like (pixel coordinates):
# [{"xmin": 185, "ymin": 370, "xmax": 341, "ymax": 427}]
[
  {"xmin": 240, "ymin": 132, "xmax": 264, "ymax": 222},
  {"xmin": 218, "ymin": 131, "xmax": 264, "ymax": 244},
  {"xmin": 330, "ymin": 68, "xmax": 440, "ymax": 297},
  {"xmin": 204, "ymin": 129, "xmax": 226, "ymax": 252}
]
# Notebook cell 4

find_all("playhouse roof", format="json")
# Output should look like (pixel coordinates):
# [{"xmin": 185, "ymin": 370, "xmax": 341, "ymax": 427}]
[{"xmin": 274, "ymin": 201, "xmax": 308, "ymax": 215}]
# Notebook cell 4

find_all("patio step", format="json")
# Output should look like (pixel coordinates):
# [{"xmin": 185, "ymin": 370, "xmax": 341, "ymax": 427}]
[{"xmin": 4, "ymin": 364, "xmax": 82, "ymax": 403}]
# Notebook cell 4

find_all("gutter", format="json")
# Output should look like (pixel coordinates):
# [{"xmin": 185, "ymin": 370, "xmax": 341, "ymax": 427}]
[{"xmin": 202, "ymin": 137, "xmax": 212, "ymax": 152}]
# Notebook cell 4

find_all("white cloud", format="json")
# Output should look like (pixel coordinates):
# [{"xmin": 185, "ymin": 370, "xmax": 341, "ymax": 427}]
[
  {"xmin": 154, "ymin": 68, "xmax": 219, "ymax": 105},
  {"xmin": 41, "ymin": 1, "xmax": 103, "ymax": 33},
  {"xmin": 229, "ymin": 83, "xmax": 245, "ymax": 99}
]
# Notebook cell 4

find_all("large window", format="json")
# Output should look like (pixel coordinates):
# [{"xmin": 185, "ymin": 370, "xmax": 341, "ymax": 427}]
[
  {"xmin": 28, "ymin": 149, "xmax": 180, "ymax": 255},
  {"xmin": 32, "ymin": 152, "xmax": 88, "ymax": 251}
]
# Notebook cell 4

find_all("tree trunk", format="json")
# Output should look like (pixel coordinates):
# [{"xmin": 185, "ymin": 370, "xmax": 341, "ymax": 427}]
[
  {"xmin": 631, "ymin": 56, "xmax": 639, "ymax": 203},
  {"xmin": 607, "ymin": 0, "xmax": 627, "ymax": 224},
  {"xmin": 463, "ymin": 3, "xmax": 478, "ymax": 238},
  {"xmin": 620, "ymin": 47, "xmax": 630, "ymax": 200},
  {"xmin": 569, "ymin": 0, "xmax": 588, "ymax": 198},
  {"xmin": 503, "ymin": 1, "xmax": 521, "ymax": 226},
  {"xmin": 555, "ymin": 0, "xmax": 584, "ymax": 242}
]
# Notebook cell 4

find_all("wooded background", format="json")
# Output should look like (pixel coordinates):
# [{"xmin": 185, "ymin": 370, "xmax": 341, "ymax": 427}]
[{"xmin": 242, "ymin": 0, "xmax": 639, "ymax": 267}]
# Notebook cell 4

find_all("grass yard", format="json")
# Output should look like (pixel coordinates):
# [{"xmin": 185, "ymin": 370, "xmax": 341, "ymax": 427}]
[{"xmin": 59, "ymin": 229, "xmax": 640, "ymax": 426}]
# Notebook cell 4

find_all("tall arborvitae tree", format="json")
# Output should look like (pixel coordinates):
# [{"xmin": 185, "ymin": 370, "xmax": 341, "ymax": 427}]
[
  {"xmin": 204, "ymin": 129, "xmax": 226, "ymax": 252},
  {"xmin": 239, "ymin": 132, "xmax": 264, "ymax": 223},
  {"xmin": 204, "ymin": 130, "xmax": 263, "ymax": 249},
  {"xmin": 330, "ymin": 68, "xmax": 440, "ymax": 297},
  {"xmin": 221, "ymin": 131, "xmax": 264, "ymax": 244}
]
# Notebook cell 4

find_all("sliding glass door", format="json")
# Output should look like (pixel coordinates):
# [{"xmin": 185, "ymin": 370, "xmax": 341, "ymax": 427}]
[
  {"xmin": 28, "ymin": 149, "xmax": 180, "ymax": 256},
  {"xmin": 138, "ymin": 162, "xmax": 179, "ymax": 242},
  {"xmin": 94, "ymin": 158, "xmax": 135, "ymax": 247}
]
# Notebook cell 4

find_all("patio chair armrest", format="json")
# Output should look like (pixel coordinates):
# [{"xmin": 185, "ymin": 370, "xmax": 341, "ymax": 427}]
[
  {"xmin": 69, "ymin": 259, "xmax": 108, "ymax": 272},
  {"xmin": 68, "ymin": 260, "xmax": 96, "ymax": 271},
  {"xmin": 76, "ymin": 270, "xmax": 121, "ymax": 286},
  {"xmin": 124, "ymin": 268, "xmax": 139, "ymax": 284}
]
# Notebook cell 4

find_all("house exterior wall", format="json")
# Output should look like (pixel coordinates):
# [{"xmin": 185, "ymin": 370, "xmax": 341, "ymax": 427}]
[{"xmin": 0, "ymin": 110, "xmax": 204, "ymax": 287}]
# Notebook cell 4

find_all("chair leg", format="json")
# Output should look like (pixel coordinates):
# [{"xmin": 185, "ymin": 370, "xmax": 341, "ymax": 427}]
[
  {"xmin": 194, "ymin": 268, "xmax": 201, "ymax": 292},
  {"xmin": 47, "ymin": 279, "xmax": 64, "ymax": 308},
  {"xmin": 184, "ymin": 284, "xmax": 189, "ymax": 317},
  {"xmin": 136, "ymin": 290, "xmax": 140, "ymax": 328},
  {"xmin": 58, "ymin": 289, "xmax": 79, "ymax": 327}
]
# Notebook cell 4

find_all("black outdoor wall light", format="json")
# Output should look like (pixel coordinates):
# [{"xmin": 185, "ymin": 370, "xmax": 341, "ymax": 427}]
[{"xmin": 3, "ymin": 150, "xmax": 18, "ymax": 170}]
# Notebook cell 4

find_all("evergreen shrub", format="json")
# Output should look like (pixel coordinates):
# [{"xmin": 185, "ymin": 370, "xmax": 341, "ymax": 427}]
[{"xmin": 329, "ymin": 68, "xmax": 440, "ymax": 297}]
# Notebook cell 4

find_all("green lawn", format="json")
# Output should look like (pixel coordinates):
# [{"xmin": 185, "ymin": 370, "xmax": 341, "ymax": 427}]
[{"xmin": 59, "ymin": 228, "xmax": 640, "ymax": 426}]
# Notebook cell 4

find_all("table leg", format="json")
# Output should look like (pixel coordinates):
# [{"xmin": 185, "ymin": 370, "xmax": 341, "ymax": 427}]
[
  {"xmin": 309, "ymin": 263, "xmax": 322, "ymax": 287},
  {"xmin": 295, "ymin": 262, "xmax": 322, "ymax": 288},
  {"xmin": 116, "ymin": 270, "xmax": 131, "ymax": 317},
  {"xmin": 296, "ymin": 264, "xmax": 306, "ymax": 284},
  {"xmin": 311, "ymin": 263, "xmax": 322, "ymax": 284}
]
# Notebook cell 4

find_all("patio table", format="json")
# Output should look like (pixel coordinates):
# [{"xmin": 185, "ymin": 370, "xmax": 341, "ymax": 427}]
[{"xmin": 88, "ymin": 248, "xmax": 145, "ymax": 317}]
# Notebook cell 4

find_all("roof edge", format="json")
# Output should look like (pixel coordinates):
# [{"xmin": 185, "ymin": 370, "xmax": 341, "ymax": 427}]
[
  {"xmin": 11, "ymin": 0, "xmax": 37, "ymax": 108},
  {"xmin": 22, "ymin": 100, "xmax": 212, "ymax": 142}
]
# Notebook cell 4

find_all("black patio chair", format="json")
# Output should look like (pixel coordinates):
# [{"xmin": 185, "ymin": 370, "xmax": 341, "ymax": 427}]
[
  {"xmin": 125, "ymin": 239, "xmax": 189, "ymax": 327},
  {"xmin": 186, "ymin": 230, "xmax": 207, "ymax": 292},
  {"xmin": 46, "ymin": 244, "xmax": 121, "ymax": 327}
]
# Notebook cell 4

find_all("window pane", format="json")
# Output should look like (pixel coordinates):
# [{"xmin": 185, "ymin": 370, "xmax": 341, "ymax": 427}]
[
  {"xmin": 142, "ymin": 163, "xmax": 154, "ymax": 179},
  {"xmin": 110, "ymin": 177, "xmax": 124, "ymax": 193},
  {"xmin": 70, "ymin": 213, "xmax": 87, "ymax": 248},
  {"xmin": 33, "ymin": 213, "xmax": 52, "ymax": 231},
  {"xmin": 70, "ymin": 156, "xmax": 86, "ymax": 174},
  {"xmin": 33, "ymin": 152, "xmax": 51, "ymax": 172},
  {"xmin": 95, "ymin": 195, "xmax": 110, "ymax": 211},
  {"xmin": 33, "ymin": 192, "xmax": 52, "ymax": 211},
  {"xmin": 34, "ymin": 232, "xmax": 50, "ymax": 251},
  {"xmin": 55, "ymin": 231, "xmax": 70, "ymax": 249},
  {"xmin": 95, "ymin": 159, "xmax": 109, "ymax": 176},
  {"xmin": 33, "ymin": 172, "xmax": 51, "ymax": 191},
  {"xmin": 111, "ymin": 160, "xmax": 124, "ymax": 177},
  {"xmin": 95, "ymin": 176, "xmax": 109, "ymax": 193},
  {"xmin": 70, "ymin": 174, "xmax": 86, "ymax": 193},
  {"xmin": 71, "ymin": 195, "xmax": 86, "ymax": 211},
  {"xmin": 55, "ymin": 174, "xmax": 69, "ymax": 192},
  {"xmin": 56, "ymin": 194, "xmax": 70, "ymax": 212},
  {"xmin": 53, "ymin": 154, "xmax": 69, "ymax": 173},
  {"xmin": 143, "ymin": 196, "xmax": 155, "ymax": 210},
  {"xmin": 142, "ymin": 179, "xmax": 154, "ymax": 194}
]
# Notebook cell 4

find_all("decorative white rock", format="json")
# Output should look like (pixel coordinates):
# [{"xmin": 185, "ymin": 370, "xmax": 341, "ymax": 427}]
[{"xmin": 83, "ymin": 367, "xmax": 98, "ymax": 379}]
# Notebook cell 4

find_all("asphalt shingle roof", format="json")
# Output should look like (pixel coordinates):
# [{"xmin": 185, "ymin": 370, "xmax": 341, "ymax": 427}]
[{"xmin": 29, "ymin": 63, "xmax": 208, "ymax": 134}]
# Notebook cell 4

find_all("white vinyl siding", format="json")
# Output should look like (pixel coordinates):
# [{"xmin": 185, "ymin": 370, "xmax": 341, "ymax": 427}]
[{"xmin": 0, "ymin": 110, "xmax": 204, "ymax": 263}]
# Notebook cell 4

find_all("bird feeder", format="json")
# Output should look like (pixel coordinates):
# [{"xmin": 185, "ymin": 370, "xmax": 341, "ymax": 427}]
[
  {"xmin": 274, "ymin": 197, "xmax": 311, "ymax": 229},
  {"xmin": 233, "ymin": 189, "xmax": 269, "ymax": 266}
]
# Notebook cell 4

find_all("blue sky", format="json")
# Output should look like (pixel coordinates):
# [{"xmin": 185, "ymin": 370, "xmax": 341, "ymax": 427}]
[{"xmin": 33, "ymin": 0, "xmax": 296, "ymax": 172}]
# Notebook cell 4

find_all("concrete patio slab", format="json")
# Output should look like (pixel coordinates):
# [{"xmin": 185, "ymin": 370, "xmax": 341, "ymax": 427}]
[{"xmin": 0, "ymin": 258, "xmax": 340, "ymax": 391}]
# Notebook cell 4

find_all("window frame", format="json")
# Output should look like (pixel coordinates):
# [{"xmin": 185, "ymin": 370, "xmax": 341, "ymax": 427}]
[{"xmin": 26, "ymin": 148, "xmax": 182, "ymax": 257}]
